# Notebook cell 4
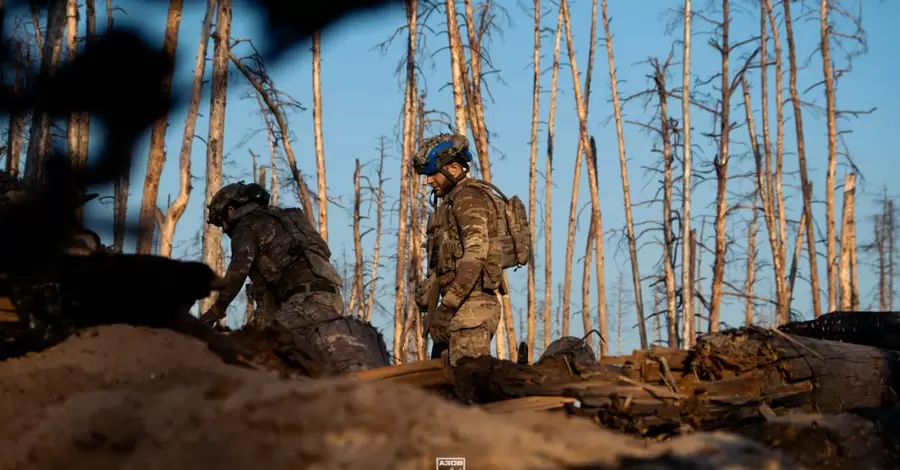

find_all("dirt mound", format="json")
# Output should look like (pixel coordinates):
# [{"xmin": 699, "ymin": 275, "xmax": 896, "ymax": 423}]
[{"xmin": 0, "ymin": 325, "xmax": 798, "ymax": 470}]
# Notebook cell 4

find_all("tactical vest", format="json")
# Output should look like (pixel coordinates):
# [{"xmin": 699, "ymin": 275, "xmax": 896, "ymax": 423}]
[
  {"xmin": 426, "ymin": 178, "xmax": 530, "ymax": 291},
  {"xmin": 244, "ymin": 207, "xmax": 342, "ymax": 302}
]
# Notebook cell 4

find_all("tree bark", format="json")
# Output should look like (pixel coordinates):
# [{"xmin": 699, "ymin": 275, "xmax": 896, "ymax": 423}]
[
  {"xmin": 200, "ymin": 0, "xmax": 232, "ymax": 312},
  {"xmin": 543, "ymin": 5, "xmax": 563, "ymax": 352},
  {"xmin": 23, "ymin": 0, "xmax": 66, "ymax": 187},
  {"xmin": 680, "ymin": 0, "xmax": 694, "ymax": 348},
  {"xmin": 838, "ymin": 173, "xmax": 856, "ymax": 311},
  {"xmin": 444, "ymin": 0, "xmax": 467, "ymax": 134},
  {"xmin": 820, "ymin": 0, "xmax": 838, "ymax": 316},
  {"xmin": 365, "ymin": 138, "xmax": 386, "ymax": 323},
  {"xmin": 393, "ymin": 0, "xmax": 417, "ymax": 364},
  {"xmin": 526, "ymin": 0, "xmax": 541, "ymax": 354},
  {"xmin": 708, "ymin": 0, "xmax": 731, "ymax": 333},
  {"xmin": 312, "ymin": 30, "xmax": 328, "ymax": 241},
  {"xmin": 782, "ymin": 0, "xmax": 822, "ymax": 319},
  {"xmin": 561, "ymin": 0, "xmax": 606, "ymax": 356},
  {"xmin": 652, "ymin": 57, "xmax": 678, "ymax": 348},
  {"xmin": 602, "ymin": 0, "xmax": 646, "ymax": 348},
  {"xmin": 5, "ymin": 40, "xmax": 24, "ymax": 176},
  {"xmin": 158, "ymin": 0, "xmax": 214, "ymax": 259},
  {"xmin": 137, "ymin": 0, "xmax": 183, "ymax": 255}
]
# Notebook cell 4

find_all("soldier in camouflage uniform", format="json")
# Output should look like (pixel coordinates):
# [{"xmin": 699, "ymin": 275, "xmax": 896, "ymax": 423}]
[
  {"xmin": 200, "ymin": 182, "xmax": 390, "ymax": 372},
  {"xmin": 199, "ymin": 182, "xmax": 345, "ymax": 329},
  {"xmin": 412, "ymin": 133, "xmax": 504, "ymax": 366}
]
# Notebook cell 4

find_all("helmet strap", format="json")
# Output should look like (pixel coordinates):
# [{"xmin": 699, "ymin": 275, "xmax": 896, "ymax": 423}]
[{"xmin": 437, "ymin": 160, "xmax": 469, "ymax": 192}]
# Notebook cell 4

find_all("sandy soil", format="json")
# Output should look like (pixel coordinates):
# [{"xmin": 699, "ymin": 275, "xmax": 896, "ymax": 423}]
[{"xmin": 0, "ymin": 325, "xmax": 801, "ymax": 470}]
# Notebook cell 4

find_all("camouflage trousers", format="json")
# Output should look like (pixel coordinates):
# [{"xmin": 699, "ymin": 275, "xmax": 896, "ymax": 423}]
[
  {"xmin": 429, "ymin": 291, "xmax": 501, "ymax": 366},
  {"xmin": 274, "ymin": 291, "xmax": 345, "ymax": 330},
  {"xmin": 274, "ymin": 291, "xmax": 390, "ymax": 373}
]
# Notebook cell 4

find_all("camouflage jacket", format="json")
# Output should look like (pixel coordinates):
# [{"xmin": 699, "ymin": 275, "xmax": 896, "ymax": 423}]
[
  {"xmin": 428, "ymin": 177, "xmax": 500, "ymax": 311},
  {"xmin": 209, "ymin": 206, "xmax": 342, "ymax": 317}
]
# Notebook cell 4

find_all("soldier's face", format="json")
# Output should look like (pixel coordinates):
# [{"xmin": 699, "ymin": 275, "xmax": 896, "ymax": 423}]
[
  {"xmin": 426, "ymin": 163, "xmax": 464, "ymax": 196},
  {"xmin": 426, "ymin": 172, "xmax": 449, "ymax": 196}
]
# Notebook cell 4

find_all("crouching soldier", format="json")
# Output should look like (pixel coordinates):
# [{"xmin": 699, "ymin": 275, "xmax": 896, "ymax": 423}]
[
  {"xmin": 200, "ymin": 182, "xmax": 390, "ymax": 372},
  {"xmin": 413, "ymin": 134, "xmax": 531, "ymax": 366}
]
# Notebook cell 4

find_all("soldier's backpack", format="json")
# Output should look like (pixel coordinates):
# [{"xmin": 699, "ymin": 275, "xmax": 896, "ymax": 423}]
[{"xmin": 449, "ymin": 179, "xmax": 531, "ymax": 270}]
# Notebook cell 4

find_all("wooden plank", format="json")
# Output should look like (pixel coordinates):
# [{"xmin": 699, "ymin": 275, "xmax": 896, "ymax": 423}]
[
  {"xmin": 349, "ymin": 358, "xmax": 445, "ymax": 381},
  {"xmin": 481, "ymin": 396, "xmax": 576, "ymax": 413},
  {"xmin": 0, "ymin": 297, "xmax": 18, "ymax": 323}
]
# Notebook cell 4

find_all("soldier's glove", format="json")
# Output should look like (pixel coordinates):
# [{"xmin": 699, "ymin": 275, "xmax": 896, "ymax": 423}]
[{"xmin": 199, "ymin": 307, "xmax": 225, "ymax": 326}]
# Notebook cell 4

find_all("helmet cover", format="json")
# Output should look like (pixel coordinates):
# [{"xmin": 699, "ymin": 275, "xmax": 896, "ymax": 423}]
[
  {"xmin": 207, "ymin": 181, "xmax": 270, "ymax": 226},
  {"xmin": 412, "ymin": 133, "xmax": 473, "ymax": 176}
]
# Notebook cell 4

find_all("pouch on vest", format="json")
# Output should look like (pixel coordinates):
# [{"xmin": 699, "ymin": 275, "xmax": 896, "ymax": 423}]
[
  {"xmin": 277, "ymin": 208, "xmax": 343, "ymax": 286},
  {"xmin": 448, "ymin": 180, "xmax": 532, "ymax": 271}
]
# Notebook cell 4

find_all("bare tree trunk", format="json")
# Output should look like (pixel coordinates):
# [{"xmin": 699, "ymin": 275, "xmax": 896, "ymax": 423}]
[
  {"xmin": 64, "ymin": 0, "xmax": 87, "ymax": 225},
  {"xmin": 652, "ymin": 283, "xmax": 662, "ymax": 345},
  {"xmin": 878, "ymin": 215, "xmax": 886, "ymax": 311},
  {"xmin": 157, "ymin": 0, "xmax": 214, "ymax": 258},
  {"xmin": 745, "ymin": 193, "xmax": 758, "ymax": 326},
  {"xmin": 137, "ymin": 0, "xmax": 183, "ymax": 254},
  {"xmin": 312, "ymin": 30, "xmax": 328, "ymax": 241},
  {"xmin": 838, "ymin": 173, "xmax": 856, "ymax": 310},
  {"xmin": 616, "ymin": 271, "xmax": 624, "ymax": 355},
  {"xmin": 106, "ymin": 0, "xmax": 129, "ymax": 253},
  {"xmin": 365, "ymin": 138, "xmax": 387, "ymax": 322},
  {"xmin": 652, "ymin": 57, "xmax": 678, "ymax": 348},
  {"xmin": 460, "ymin": 0, "xmax": 491, "ymax": 180},
  {"xmin": 708, "ymin": 0, "xmax": 731, "ymax": 333},
  {"xmin": 788, "ymin": 198, "xmax": 809, "ymax": 311},
  {"xmin": 562, "ymin": 0, "xmax": 606, "ymax": 356},
  {"xmin": 820, "ymin": 0, "xmax": 838, "ymax": 314},
  {"xmin": 885, "ymin": 199, "xmax": 894, "ymax": 312},
  {"xmin": 543, "ymin": 5, "xmax": 563, "ymax": 351},
  {"xmin": 444, "ymin": 0, "xmax": 467, "ymax": 134},
  {"xmin": 695, "ymin": 218, "xmax": 705, "ymax": 335},
  {"xmin": 5, "ymin": 40, "xmax": 24, "ymax": 176},
  {"xmin": 526, "ymin": 0, "xmax": 541, "ymax": 355},
  {"xmin": 582, "ymin": 221, "xmax": 594, "ymax": 354},
  {"xmin": 601, "ymin": 0, "xmax": 645, "ymax": 348},
  {"xmin": 406, "ymin": 93, "xmax": 425, "ymax": 360},
  {"xmin": 748, "ymin": 5, "xmax": 788, "ymax": 327},
  {"xmin": 23, "ymin": 0, "xmax": 65, "ymax": 186},
  {"xmin": 31, "ymin": 3, "xmax": 44, "ymax": 58},
  {"xmin": 200, "ymin": 0, "xmax": 232, "ymax": 313},
  {"xmin": 782, "ymin": 0, "xmax": 822, "ymax": 318},
  {"xmin": 680, "ymin": 0, "xmax": 694, "ymax": 349},
  {"xmin": 850, "ymin": 195, "xmax": 859, "ymax": 310},
  {"xmin": 349, "ymin": 159, "xmax": 364, "ymax": 317},
  {"xmin": 393, "ymin": 0, "xmax": 417, "ymax": 364}
]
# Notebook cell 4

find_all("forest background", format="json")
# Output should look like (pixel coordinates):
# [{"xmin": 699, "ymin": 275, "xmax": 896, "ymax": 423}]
[{"xmin": 3, "ymin": 0, "xmax": 898, "ymax": 363}]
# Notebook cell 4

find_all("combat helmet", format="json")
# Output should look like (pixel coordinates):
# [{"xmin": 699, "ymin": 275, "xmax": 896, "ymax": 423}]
[
  {"xmin": 207, "ymin": 181, "xmax": 270, "ymax": 227},
  {"xmin": 412, "ymin": 133, "xmax": 473, "ymax": 177}
]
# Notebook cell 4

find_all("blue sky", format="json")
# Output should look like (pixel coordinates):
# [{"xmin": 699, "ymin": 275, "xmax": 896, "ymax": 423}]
[{"xmin": 10, "ymin": 0, "xmax": 900, "ymax": 357}]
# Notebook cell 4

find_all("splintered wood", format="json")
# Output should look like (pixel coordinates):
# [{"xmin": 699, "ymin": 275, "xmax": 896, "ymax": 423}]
[{"xmin": 353, "ymin": 323, "xmax": 900, "ymax": 440}]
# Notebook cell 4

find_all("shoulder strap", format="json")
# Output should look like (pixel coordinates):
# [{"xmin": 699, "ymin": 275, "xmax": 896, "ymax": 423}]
[{"xmin": 447, "ymin": 179, "xmax": 508, "ymax": 206}]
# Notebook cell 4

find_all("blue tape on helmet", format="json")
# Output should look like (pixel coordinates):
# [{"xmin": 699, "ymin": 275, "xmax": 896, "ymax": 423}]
[{"xmin": 421, "ymin": 141, "xmax": 454, "ymax": 175}]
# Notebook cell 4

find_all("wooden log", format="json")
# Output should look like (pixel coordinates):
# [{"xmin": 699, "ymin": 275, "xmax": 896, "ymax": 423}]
[
  {"xmin": 779, "ymin": 310, "xmax": 900, "ymax": 351},
  {"xmin": 691, "ymin": 326, "xmax": 900, "ymax": 413}
]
